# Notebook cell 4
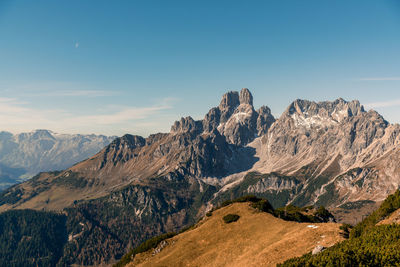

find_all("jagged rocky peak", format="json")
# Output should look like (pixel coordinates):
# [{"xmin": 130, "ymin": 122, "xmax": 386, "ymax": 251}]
[
  {"xmin": 286, "ymin": 98, "xmax": 364, "ymax": 118},
  {"xmin": 100, "ymin": 134, "xmax": 146, "ymax": 168},
  {"xmin": 109, "ymin": 134, "xmax": 145, "ymax": 150},
  {"xmin": 203, "ymin": 107, "xmax": 221, "ymax": 133},
  {"xmin": 283, "ymin": 98, "xmax": 366, "ymax": 128},
  {"xmin": 219, "ymin": 91, "xmax": 240, "ymax": 111},
  {"xmin": 32, "ymin": 129, "xmax": 55, "ymax": 138},
  {"xmin": 17, "ymin": 129, "xmax": 55, "ymax": 142},
  {"xmin": 172, "ymin": 88, "xmax": 274, "ymax": 146},
  {"xmin": 218, "ymin": 91, "xmax": 240, "ymax": 124},
  {"xmin": 146, "ymin": 133, "xmax": 169, "ymax": 146},
  {"xmin": 204, "ymin": 88, "xmax": 274, "ymax": 145},
  {"xmin": 239, "ymin": 88, "xmax": 253, "ymax": 105},
  {"xmin": 330, "ymin": 98, "xmax": 364, "ymax": 118},
  {"xmin": 257, "ymin": 105, "xmax": 276, "ymax": 136},
  {"xmin": 170, "ymin": 116, "xmax": 203, "ymax": 134}
]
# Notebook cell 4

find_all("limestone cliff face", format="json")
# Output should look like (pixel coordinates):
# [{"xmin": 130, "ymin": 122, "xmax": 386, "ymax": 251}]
[
  {"xmin": 171, "ymin": 89, "xmax": 274, "ymax": 146},
  {"xmin": 247, "ymin": 97, "xmax": 399, "ymax": 207},
  {"xmin": 258, "ymin": 98, "xmax": 387, "ymax": 173},
  {"xmin": 203, "ymin": 88, "xmax": 275, "ymax": 146}
]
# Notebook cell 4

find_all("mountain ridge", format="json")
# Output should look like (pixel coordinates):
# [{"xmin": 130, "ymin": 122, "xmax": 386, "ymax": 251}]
[
  {"xmin": 0, "ymin": 130, "xmax": 116, "ymax": 190},
  {"xmin": 1, "ymin": 88, "xmax": 400, "ymax": 265},
  {"xmin": 2, "ymin": 89, "xmax": 399, "ymax": 212}
]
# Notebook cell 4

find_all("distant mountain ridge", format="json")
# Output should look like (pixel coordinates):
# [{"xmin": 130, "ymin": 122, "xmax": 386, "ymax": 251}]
[
  {"xmin": 0, "ymin": 130, "xmax": 116, "ymax": 190},
  {"xmin": 1, "ymin": 88, "xmax": 400, "ymax": 265}
]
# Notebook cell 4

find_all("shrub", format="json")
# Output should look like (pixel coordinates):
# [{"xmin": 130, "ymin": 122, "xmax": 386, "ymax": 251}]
[
  {"xmin": 218, "ymin": 195, "xmax": 332, "ymax": 223},
  {"xmin": 314, "ymin": 206, "xmax": 335, "ymax": 222},
  {"xmin": 223, "ymin": 214, "xmax": 240, "ymax": 224},
  {"xmin": 339, "ymin": 224, "xmax": 352, "ymax": 239},
  {"xmin": 274, "ymin": 205, "xmax": 334, "ymax": 223},
  {"xmin": 250, "ymin": 199, "xmax": 274, "ymax": 213}
]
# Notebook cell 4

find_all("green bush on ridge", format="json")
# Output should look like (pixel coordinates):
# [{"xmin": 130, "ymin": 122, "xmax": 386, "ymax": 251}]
[{"xmin": 223, "ymin": 214, "xmax": 240, "ymax": 223}]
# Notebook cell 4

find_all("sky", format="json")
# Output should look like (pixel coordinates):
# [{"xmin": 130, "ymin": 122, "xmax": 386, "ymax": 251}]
[{"xmin": 0, "ymin": 0, "xmax": 399, "ymax": 137}]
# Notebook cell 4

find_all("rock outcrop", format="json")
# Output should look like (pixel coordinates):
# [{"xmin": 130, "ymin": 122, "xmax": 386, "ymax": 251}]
[
  {"xmin": 312, "ymin": 245, "xmax": 326, "ymax": 255},
  {"xmin": 203, "ymin": 88, "xmax": 275, "ymax": 145}
]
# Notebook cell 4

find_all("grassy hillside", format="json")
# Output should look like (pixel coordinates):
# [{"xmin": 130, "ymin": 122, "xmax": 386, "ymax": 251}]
[
  {"xmin": 118, "ymin": 201, "xmax": 342, "ymax": 267},
  {"xmin": 280, "ymin": 224, "xmax": 400, "ymax": 266},
  {"xmin": 280, "ymin": 189, "xmax": 400, "ymax": 266}
]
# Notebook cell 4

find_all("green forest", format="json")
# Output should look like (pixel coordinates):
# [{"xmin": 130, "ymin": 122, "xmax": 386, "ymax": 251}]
[{"xmin": 0, "ymin": 209, "xmax": 67, "ymax": 267}]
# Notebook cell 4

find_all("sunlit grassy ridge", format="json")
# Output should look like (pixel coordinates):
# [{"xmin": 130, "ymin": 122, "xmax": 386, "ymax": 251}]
[
  {"xmin": 280, "ymin": 190, "xmax": 400, "ymax": 266},
  {"xmin": 115, "ymin": 196, "xmax": 342, "ymax": 267}
]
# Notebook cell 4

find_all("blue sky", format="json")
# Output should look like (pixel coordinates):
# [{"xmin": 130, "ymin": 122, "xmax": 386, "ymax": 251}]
[{"xmin": 0, "ymin": 0, "xmax": 399, "ymax": 136}]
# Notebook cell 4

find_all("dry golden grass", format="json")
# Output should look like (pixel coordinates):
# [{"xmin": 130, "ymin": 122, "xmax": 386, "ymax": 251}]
[
  {"xmin": 129, "ymin": 202, "xmax": 344, "ymax": 267},
  {"xmin": 378, "ymin": 208, "xmax": 400, "ymax": 225}
]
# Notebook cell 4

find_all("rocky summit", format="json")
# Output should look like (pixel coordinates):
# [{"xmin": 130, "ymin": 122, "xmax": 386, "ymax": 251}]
[{"xmin": 1, "ymin": 88, "xmax": 400, "ymax": 265}]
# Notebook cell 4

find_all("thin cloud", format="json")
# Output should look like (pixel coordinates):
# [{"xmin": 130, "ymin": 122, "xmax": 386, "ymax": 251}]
[
  {"xmin": 75, "ymin": 42, "xmax": 79, "ymax": 48},
  {"xmin": 66, "ymin": 105, "xmax": 171, "ymax": 125},
  {"xmin": 0, "ymin": 82, "xmax": 118, "ymax": 98},
  {"xmin": 46, "ymin": 90, "xmax": 116, "ymax": 97},
  {"xmin": 0, "ymin": 97, "xmax": 18, "ymax": 103},
  {"xmin": 359, "ymin": 77, "xmax": 400, "ymax": 81},
  {"xmin": 0, "ymin": 97, "xmax": 175, "ymax": 135},
  {"xmin": 364, "ymin": 99, "xmax": 400, "ymax": 109}
]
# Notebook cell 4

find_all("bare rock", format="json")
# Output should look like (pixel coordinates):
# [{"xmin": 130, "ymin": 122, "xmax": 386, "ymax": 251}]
[
  {"xmin": 202, "ymin": 88, "xmax": 275, "ymax": 145},
  {"xmin": 203, "ymin": 107, "xmax": 221, "ymax": 133},
  {"xmin": 312, "ymin": 245, "xmax": 326, "ymax": 255},
  {"xmin": 239, "ymin": 88, "xmax": 253, "ymax": 105},
  {"xmin": 257, "ymin": 105, "xmax": 275, "ymax": 136},
  {"xmin": 219, "ymin": 91, "xmax": 240, "ymax": 123},
  {"xmin": 170, "ymin": 116, "xmax": 203, "ymax": 134}
]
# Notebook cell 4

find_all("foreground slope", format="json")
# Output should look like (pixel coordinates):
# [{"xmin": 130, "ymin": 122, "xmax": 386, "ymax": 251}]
[
  {"xmin": 281, "ymin": 190, "xmax": 400, "ymax": 266},
  {"xmin": 128, "ymin": 202, "xmax": 343, "ymax": 267}
]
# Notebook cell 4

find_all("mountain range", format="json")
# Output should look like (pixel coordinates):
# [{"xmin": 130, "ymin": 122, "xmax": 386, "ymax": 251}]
[
  {"xmin": 1, "ymin": 88, "xmax": 400, "ymax": 265},
  {"xmin": 0, "ymin": 130, "xmax": 116, "ymax": 190}
]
